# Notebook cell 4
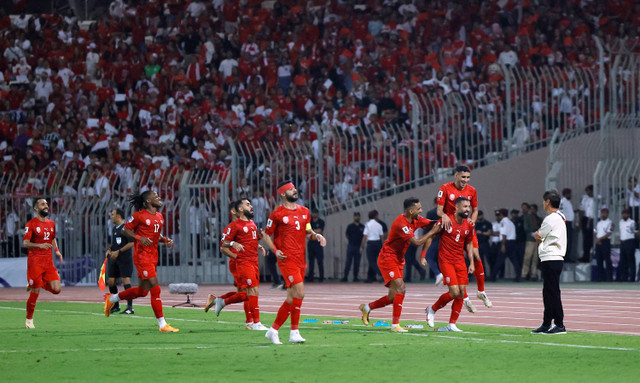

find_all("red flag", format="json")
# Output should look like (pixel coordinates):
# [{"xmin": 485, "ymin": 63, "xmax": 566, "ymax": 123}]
[{"xmin": 98, "ymin": 258, "xmax": 107, "ymax": 291}]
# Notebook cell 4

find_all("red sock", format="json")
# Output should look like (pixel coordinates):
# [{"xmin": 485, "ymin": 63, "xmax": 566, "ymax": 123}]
[
  {"xmin": 450, "ymin": 298, "xmax": 463, "ymax": 324},
  {"xmin": 368, "ymin": 295, "xmax": 392, "ymax": 311},
  {"xmin": 249, "ymin": 295, "xmax": 260, "ymax": 324},
  {"xmin": 150, "ymin": 285, "xmax": 163, "ymax": 319},
  {"xmin": 244, "ymin": 300, "xmax": 252, "ymax": 323},
  {"xmin": 464, "ymin": 288, "xmax": 468, "ymax": 299},
  {"xmin": 432, "ymin": 292, "xmax": 453, "ymax": 312},
  {"xmin": 391, "ymin": 293, "xmax": 405, "ymax": 324},
  {"xmin": 118, "ymin": 286, "xmax": 148, "ymax": 301},
  {"xmin": 224, "ymin": 291, "xmax": 248, "ymax": 305},
  {"xmin": 290, "ymin": 297, "xmax": 303, "ymax": 330},
  {"xmin": 272, "ymin": 300, "xmax": 291, "ymax": 330},
  {"xmin": 42, "ymin": 284, "xmax": 60, "ymax": 295},
  {"xmin": 474, "ymin": 259, "xmax": 485, "ymax": 292},
  {"xmin": 26, "ymin": 292, "xmax": 38, "ymax": 319},
  {"xmin": 219, "ymin": 291, "xmax": 235, "ymax": 299}
]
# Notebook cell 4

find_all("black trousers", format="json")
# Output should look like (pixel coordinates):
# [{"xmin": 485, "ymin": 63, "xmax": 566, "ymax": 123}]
[
  {"xmin": 366, "ymin": 240, "xmax": 383, "ymax": 281},
  {"xmin": 540, "ymin": 260, "xmax": 564, "ymax": 328},
  {"xmin": 477, "ymin": 241, "xmax": 491, "ymax": 277},
  {"xmin": 581, "ymin": 217, "xmax": 593, "ymax": 261},
  {"xmin": 343, "ymin": 243, "xmax": 361, "ymax": 280},
  {"xmin": 403, "ymin": 244, "xmax": 426, "ymax": 282},
  {"xmin": 307, "ymin": 243, "xmax": 324, "ymax": 281},
  {"xmin": 491, "ymin": 240, "xmax": 521, "ymax": 281},
  {"xmin": 565, "ymin": 223, "xmax": 574, "ymax": 261},
  {"xmin": 595, "ymin": 238, "xmax": 612, "ymax": 281},
  {"xmin": 619, "ymin": 239, "xmax": 637, "ymax": 282}
]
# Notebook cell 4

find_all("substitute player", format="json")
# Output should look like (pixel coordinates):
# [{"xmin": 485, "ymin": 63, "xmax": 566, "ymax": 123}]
[
  {"xmin": 205, "ymin": 199, "xmax": 268, "ymax": 331},
  {"xmin": 105, "ymin": 208, "xmax": 134, "ymax": 314},
  {"xmin": 358, "ymin": 197, "xmax": 435, "ymax": 333},
  {"xmin": 23, "ymin": 197, "xmax": 63, "ymax": 329},
  {"xmin": 422, "ymin": 197, "xmax": 475, "ymax": 332},
  {"xmin": 426, "ymin": 165, "xmax": 492, "ymax": 309},
  {"xmin": 103, "ymin": 191, "xmax": 178, "ymax": 333},
  {"xmin": 262, "ymin": 181, "xmax": 326, "ymax": 344}
]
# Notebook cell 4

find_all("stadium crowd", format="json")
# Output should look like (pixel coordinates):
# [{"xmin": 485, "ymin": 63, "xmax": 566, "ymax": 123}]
[{"xmin": 1, "ymin": 1, "xmax": 640, "ymax": 256}]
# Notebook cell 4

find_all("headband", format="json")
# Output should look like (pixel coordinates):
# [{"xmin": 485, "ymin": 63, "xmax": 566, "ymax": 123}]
[{"xmin": 278, "ymin": 183, "xmax": 295, "ymax": 195}]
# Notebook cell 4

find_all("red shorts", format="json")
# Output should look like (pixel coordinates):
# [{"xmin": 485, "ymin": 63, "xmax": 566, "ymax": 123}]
[
  {"xmin": 27, "ymin": 257, "xmax": 60, "ymax": 288},
  {"xmin": 440, "ymin": 262, "xmax": 469, "ymax": 286},
  {"xmin": 235, "ymin": 262, "xmax": 260, "ymax": 289},
  {"xmin": 278, "ymin": 263, "xmax": 306, "ymax": 288},
  {"xmin": 378, "ymin": 256, "xmax": 403, "ymax": 287},
  {"xmin": 229, "ymin": 258, "xmax": 238, "ymax": 286},
  {"xmin": 134, "ymin": 261, "xmax": 157, "ymax": 279}
]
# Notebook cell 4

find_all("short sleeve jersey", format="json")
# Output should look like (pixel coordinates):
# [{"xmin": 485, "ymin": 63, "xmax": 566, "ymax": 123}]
[
  {"xmin": 380, "ymin": 215, "xmax": 433, "ymax": 264},
  {"xmin": 23, "ymin": 218, "xmax": 56, "ymax": 258},
  {"xmin": 124, "ymin": 210, "xmax": 164, "ymax": 261},
  {"xmin": 438, "ymin": 214, "xmax": 474, "ymax": 264},
  {"xmin": 437, "ymin": 182, "xmax": 478, "ymax": 216},
  {"xmin": 264, "ymin": 204, "xmax": 311, "ymax": 266},
  {"xmin": 221, "ymin": 219, "xmax": 259, "ymax": 265},
  {"xmin": 111, "ymin": 223, "xmax": 131, "ymax": 257}
]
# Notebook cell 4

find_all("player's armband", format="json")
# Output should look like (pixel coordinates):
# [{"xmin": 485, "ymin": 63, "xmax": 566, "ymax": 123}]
[{"xmin": 306, "ymin": 223, "xmax": 312, "ymax": 231}]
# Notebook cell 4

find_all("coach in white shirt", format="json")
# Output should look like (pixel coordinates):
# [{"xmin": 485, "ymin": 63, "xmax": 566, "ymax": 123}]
[
  {"xmin": 532, "ymin": 190, "xmax": 567, "ymax": 334},
  {"xmin": 361, "ymin": 210, "xmax": 385, "ymax": 283},
  {"xmin": 490, "ymin": 208, "xmax": 521, "ymax": 282},
  {"xmin": 559, "ymin": 188, "xmax": 576, "ymax": 261},
  {"xmin": 618, "ymin": 209, "xmax": 638, "ymax": 282},
  {"xmin": 594, "ymin": 208, "xmax": 614, "ymax": 282}
]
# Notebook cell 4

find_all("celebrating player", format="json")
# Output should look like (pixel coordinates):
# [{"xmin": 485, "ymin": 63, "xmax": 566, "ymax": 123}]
[
  {"xmin": 105, "ymin": 208, "xmax": 135, "ymax": 314},
  {"xmin": 422, "ymin": 197, "xmax": 476, "ymax": 332},
  {"xmin": 23, "ymin": 197, "xmax": 63, "ymax": 329},
  {"xmin": 424, "ymin": 165, "xmax": 492, "ymax": 309},
  {"xmin": 103, "ymin": 191, "xmax": 179, "ymax": 333},
  {"xmin": 262, "ymin": 181, "xmax": 326, "ymax": 344},
  {"xmin": 205, "ymin": 199, "xmax": 268, "ymax": 331},
  {"xmin": 358, "ymin": 197, "xmax": 435, "ymax": 333}
]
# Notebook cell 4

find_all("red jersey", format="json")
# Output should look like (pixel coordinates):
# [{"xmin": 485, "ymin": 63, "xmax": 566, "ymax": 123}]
[
  {"xmin": 23, "ymin": 218, "xmax": 56, "ymax": 258},
  {"xmin": 437, "ymin": 182, "xmax": 478, "ymax": 216},
  {"xmin": 125, "ymin": 209, "xmax": 164, "ymax": 261},
  {"xmin": 221, "ymin": 218, "xmax": 259, "ymax": 265},
  {"xmin": 379, "ymin": 215, "xmax": 433, "ymax": 264},
  {"xmin": 264, "ymin": 204, "xmax": 311, "ymax": 267},
  {"xmin": 438, "ymin": 214, "xmax": 473, "ymax": 264}
]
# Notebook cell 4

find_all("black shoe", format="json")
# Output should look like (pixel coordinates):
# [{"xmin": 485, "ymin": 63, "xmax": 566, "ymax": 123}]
[
  {"xmin": 545, "ymin": 325, "xmax": 566, "ymax": 334},
  {"xmin": 531, "ymin": 325, "xmax": 551, "ymax": 334},
  {"xmin": 120, "ymin": 308, "xmax": 134, "ymax": 315},
  {"xmin": 110, "ymin": 306, "xmax": 121, "ymax": 314}
]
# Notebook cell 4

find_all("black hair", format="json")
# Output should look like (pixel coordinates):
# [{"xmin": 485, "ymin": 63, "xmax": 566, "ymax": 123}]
[
  {"xmin": 404, "ymin": 197, "xmax": 420, "ymax": 210},
  {"xmin": 454, "ymin": 197, "xmax": 469, "ymax": 206},
  {"xmin": 311, "ymin": 208, "xmax": 319, "ymax": 214},
  {"xmin": 128, "ymin": 190, "xmax": 154, "ymax": 211},
  {"xmin": 114, "ymin": 208, "xmax": 125, "ymax": 219},
  {"xmin": 368, "ymin": 210, "xmax": 378, "ymax": 219},
  {"xmin": 521, "ymin": 202, "xmax": 531, "ymax": 209},
  {"xmin": 562, "ymin": 188, "xmax": 571, "ymax": 196},
  {"xmin": 33, "ymin": 197, "xmax": 47, "ymax": 207},
  {"xmin": 454, "ymin": 165, "xmax": 470, "ymax": 174},
  {"xmin": 543, "ymin": 190, "xmax": 561, "ymax": 208}
]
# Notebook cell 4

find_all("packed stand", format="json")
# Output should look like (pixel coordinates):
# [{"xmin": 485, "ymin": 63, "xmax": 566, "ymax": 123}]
[{"xmin": 1, "ymin": 0, "xmax": 639, "ymax": 220}]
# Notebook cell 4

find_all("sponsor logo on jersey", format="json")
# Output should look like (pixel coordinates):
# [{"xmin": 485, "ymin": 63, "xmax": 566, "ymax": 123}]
[
  {"xmin": 243, "ymin": 226, "xmax": 248, "ymax": 233},
  {"xmin": 449, "ymin": 193, "xmax": 456, "ymax": 201},
  {"xmin": 116, "ymin": 237, "xmax": 122, "ymax": 245},
  {"xmin": 36, "ymin": 227, "xmax": 41, "ymax": 233},
  {"xmin": 146, "ymin": 219, "xmax": 151, "ymax": 225},
  {"xmin": 283, "ymin": 216, "xmax": 289, "ymax": 224}
]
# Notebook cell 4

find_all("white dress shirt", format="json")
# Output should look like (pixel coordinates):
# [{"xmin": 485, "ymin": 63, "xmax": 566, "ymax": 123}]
[
  {"xmin": 619, "ymin": 218, "xmax": 637, "ymax": 241},
  {"xmin": 594, "ymin": 218, "xmax": 613, "ymax": 239},
  {"xmin": 363, "ymin": 219, "xmax": 384, "ymax": 241},
  {"xmin": 628, "ymin": 184, "xmax": 640, "ymax": 207},
  {"xmin": 580, "ymin": 195, "xmax": 595, "ymax": 219},
  {"xmin": 559, "ymin": 197, "xmax": 575, "ymax": 222},
  {"xmin": 500, "ymin": 217, "xmax": 516, "ymax": 240}
]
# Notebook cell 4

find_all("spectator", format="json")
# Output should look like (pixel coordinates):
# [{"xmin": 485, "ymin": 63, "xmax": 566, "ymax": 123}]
[
  {"xmin": 522, "ymin": 203, "xmax": 541, "ymax": 281},
  {"xmin": 579, "ymin": 185, "xmax": 595, "ymax": 262},
  {"xmin": 490, "ymin": 208, "xmax": 521, "ymax": 282},
  {"xmin": 559, "ymin": 188, "xmax": 576, "ymax": 262},
  {"xmin": 342, "ymin": 212, "xmax": 364, "ymax": 282},
  {"xmin": 362, "ymin": 209, "xmax": 384, "ymax": 283},
  {"xmin": 594, "ymin": 208, "xmax": 613, "ymax": 282}
]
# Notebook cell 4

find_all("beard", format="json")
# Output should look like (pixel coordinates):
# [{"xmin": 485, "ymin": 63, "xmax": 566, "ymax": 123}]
[
  {"xmin": 457, "ymin": 211, "xmax": 469, "ymax": 219},
  {"xmin": 150, "ymin": 200, "xmax": 162, "ymax": 208},
  {"xmin": 285, "ymin": 194, "xmax": 298, "ymax": 203},
  {"xmin": 244, "ymin": 210, "xmax": 254, "ymax": 219},
  {"xmin": 38, "ymin": 210, "xmax": 49, "ymax": 217}
]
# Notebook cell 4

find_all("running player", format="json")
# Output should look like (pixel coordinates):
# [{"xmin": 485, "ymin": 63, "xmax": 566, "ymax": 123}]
[
  {"xmin": 358, "ymin": 197, "xmax": 435, "ymax": 332},
  {"xmin": 425, "ymin": 165, "xmax": 492, "ymax": 309},
  {"xmin": 103, "ymin": 191, "xmax": 179, "ymax": 332},
  {"xmin": 262, "ymin": 181, "xmax": 326, "ymax": 344},
  {"xmin": 205, "ymin": 199, "xmax": 268, "ymax": 331},
  {"xmin": 422, "ymin": 197, "xmax": 475, "ymax": 332},
  {"xmin": 23, "ymin": 197, "xmax": 63, "ymax": 329},
  {"xmin": 105, "ymin": 208, "xmax": 135, "ymax": 314}
]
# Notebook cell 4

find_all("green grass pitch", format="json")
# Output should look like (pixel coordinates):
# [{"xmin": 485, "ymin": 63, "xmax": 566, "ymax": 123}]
[{"xmin": 1, "ymin": 301, "xmax": 638, "ymax": 382}]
